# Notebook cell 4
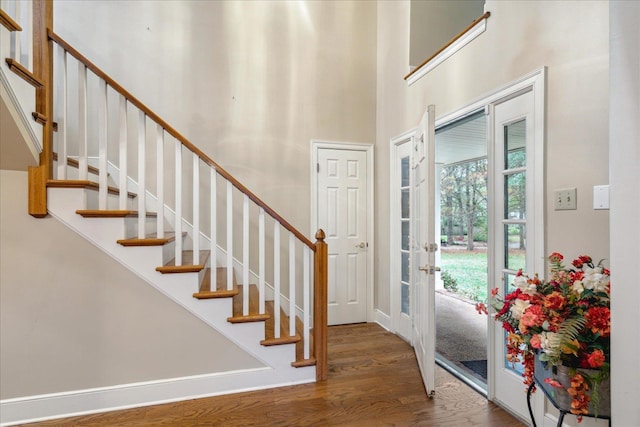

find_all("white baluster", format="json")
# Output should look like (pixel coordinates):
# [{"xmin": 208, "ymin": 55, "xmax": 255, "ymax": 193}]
[
  {"xmin": 192, "ymin": 153, "xmax": 200, "ymax": 263},
  {"xmin": 56, "ymin": 46, "xmax": 67, "ymax": 180},
  {"xmin": 226, "ymin": 181, "xmax": 233, "ymax": 291},
  {"xmin": 98, "ymin": 79, "xmax": 108, "ymax": 210},
  {"xmin": 303, "ymin": 246, "xmax": 310, "ymax": 359},
  {"xmin": 258, "ymin": 208, "xmax": 265, "ymax": 314},
  {"xmin": 9, "ymin": 0, "xmax": 20, "ymax": 61},
  {"xmin": 289, "ymin": 232, "xmax": 296, "ymax": 337},
  {"xmin": 273, "ymin": 222, "xmax": 281, "ymax": 339},
  {"xmin": 242, "ymin": 194, "xmax": 249, "ymax": 316},
  {"xmin": 19, "ymin": 0, "xmax": 31, "ymax": 70},
  {"xmin": 174, "ymin": 140, "xmax": 183, "ymax": 266},
  {"xmin": 210, "ymin": 169, "xmax": 217, "ymax": 290},
  {"xmin": 137, "ymin": 111, "xmax": 146, "ymax": 239},
  {"xmin": 118, "ymin": 96, "xmax": 128, "ymax": 210},
  {"xmin": 77, "ymin": 63, "xmax": 88, "ymax": 181},
  {"xmin": 156, "ymin": 125, "xmax": 164, "ymax": 238}
]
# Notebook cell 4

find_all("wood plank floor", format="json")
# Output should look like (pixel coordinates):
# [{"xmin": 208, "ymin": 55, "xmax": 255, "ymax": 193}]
[{"xmin": 19, "ymin": 323, "xmax": 525, "ymax": 426}]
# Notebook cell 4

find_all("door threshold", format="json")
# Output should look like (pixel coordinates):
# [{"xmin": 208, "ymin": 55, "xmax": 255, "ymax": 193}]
[{"xmin": 435, "ymin": 353, "xmax": 487, "ymax": 397}]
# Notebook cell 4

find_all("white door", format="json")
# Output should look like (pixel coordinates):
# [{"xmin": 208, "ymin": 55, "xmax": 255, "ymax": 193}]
[
  {"xmin": 491, "ymin": 90, "xmax": 544, "ymax": 421},
  {"xmin": 317, "ymin": 147, "xmax": 368, "ymax": 325},
  {"xmin": 412, "ymin": 105, "xmax": 437, "ymax": 396}
]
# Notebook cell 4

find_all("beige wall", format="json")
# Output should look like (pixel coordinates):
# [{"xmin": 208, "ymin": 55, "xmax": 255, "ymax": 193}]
[
  {"xmin": 0, "ymin": 170, "xmax": 262, "ymax": 399},
  {"xmin": 376, "ymin": 0, "xmax": 609, "ymax": 315},
  {"xmin": 53, "ymin": 0, "xmax": 377, "ymax": 236}
]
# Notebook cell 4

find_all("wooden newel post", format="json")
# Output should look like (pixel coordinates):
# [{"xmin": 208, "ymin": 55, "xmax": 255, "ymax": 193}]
[
  {"xmin": 28, "ymin": 0, "xmax": 53, "ymax": 217},
  {"xmin": 313, "ymin": 229, "xmax": 328, "ymax": 381}
]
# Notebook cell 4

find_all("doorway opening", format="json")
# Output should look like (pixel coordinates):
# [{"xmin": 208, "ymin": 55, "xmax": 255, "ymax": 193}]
[{"xmin": 434, "ymin": 110, "xmax": 488, "ymax": 393}]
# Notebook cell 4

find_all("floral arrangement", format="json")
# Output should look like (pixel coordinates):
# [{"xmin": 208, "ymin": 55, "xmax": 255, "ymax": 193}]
[{"xmin": 476, "ymin": 252, "xmax": 610, "ymax": 421}]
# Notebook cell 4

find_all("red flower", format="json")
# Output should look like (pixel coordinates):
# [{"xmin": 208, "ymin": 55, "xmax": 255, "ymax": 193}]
[
  {"xmin": 491, "ymin": 287, "xmax": 499, "ymax": 297},
  {"xmin": 586, "ymin": 349, "xmax": 606, "ymax": 368},
  {"xmin": 585, "ymin": 306, "xmax": 611, "ymax": 337},
  {"xmin": 544, "ymin": 378, "xmax": 564, "ymax": 388},
  {"xmin": 549, "ymin": 252, "xmax": 564, "ymax": 263},
  {"xmin": 544, "ymin": 291, "xmax": 566, "ymax": 311},
  {"xmin": 475, "ymin": 302, "xmax": 488, "ymax": 315},
  {"xmin": 502, "ymin": 321, "xmax": 515, "ymax": 333}
]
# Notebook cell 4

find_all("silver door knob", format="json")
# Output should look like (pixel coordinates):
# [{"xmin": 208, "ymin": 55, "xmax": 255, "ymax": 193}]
[{"xmin": 356, "ymin": 242, "xmax": 367, "ymax": 248}]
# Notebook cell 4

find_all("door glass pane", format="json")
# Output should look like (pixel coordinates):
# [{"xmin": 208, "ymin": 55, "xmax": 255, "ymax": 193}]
[
  {"xmin": 401, "ymin": 156, "xmax": 410, "ymax": 186},
  {"xmin": 504, "ymin": 172, "xmax": 526, "ymax": 219},
  {"xmin": 401, "ymin": 189, "xmax": 410, "ymax": 218},
  {"xmin": 504, "ymin": 224, "xmax": 526, "ymax": 272},
  {"xmin": 401, "ymin": 220, "xmax": 410, "ymax": 250},
  {"xmin": 504, "ymin": 119, "xmax": 526, "ymax": 169},
  {"xmin": 401, "ymin": 282, "xmax": 410, "ymax": 315},
  {"xmin": 401, "ymin": 251, "xmax": 410, "ymax": 283}
]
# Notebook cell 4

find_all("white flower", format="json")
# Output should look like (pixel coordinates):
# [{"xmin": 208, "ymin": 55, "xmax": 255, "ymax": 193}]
[
  {"xmin": 572, "ymin": 280, "xmax": 585, "ymax": 295},
  {"xmin": 582, "ymin": 266, "xmax": 608, "ymax": 292},
  {"xmin": 539, "ymin": 332, "xmax": 560, "ymax": 353},
  {"xmin": 509, "ymin": 299, "xmax": 531, "ymax": 320},
  {"xmin": 514, "ymin": 275, "xmax": 537, "ymax": 295}
]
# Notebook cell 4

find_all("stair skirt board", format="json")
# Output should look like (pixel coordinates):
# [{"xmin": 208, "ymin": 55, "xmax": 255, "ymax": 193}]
[
  {"xmin": 44, "ymin": 187, "xmax": 315, "ymax": 410},
  {"xmin": 0, "ymin": 367, "xmax": 315, "ymax": 426}
]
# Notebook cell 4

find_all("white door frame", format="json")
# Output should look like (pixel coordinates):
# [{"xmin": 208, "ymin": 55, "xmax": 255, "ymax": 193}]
[
  {"xmin": 390, "ymin": 129, "xmax": 416, "ymax": 340},
  {"xmin": 311, "ymin": 140, "xmax": 375, "ymax": 323}
]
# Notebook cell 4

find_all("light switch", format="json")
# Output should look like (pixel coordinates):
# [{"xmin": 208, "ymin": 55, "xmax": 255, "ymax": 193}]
[
  {"xmin": 554, "ymin": 188, "xmax": 577, "ymax": 210},
  {"xmin": 593, "ymin": 185, "xmax": 610, "ymax": 210}
]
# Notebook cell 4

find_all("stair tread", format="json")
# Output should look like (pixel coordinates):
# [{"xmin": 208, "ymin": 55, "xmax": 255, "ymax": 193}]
[
  {"xmin": 5, "ymin": 58, "xmax": 43, "ymax": 88},
  {"xmin": 261, "ymin": 301, "xmax": 301, "ymax": 345},
  {"xmin": 53, "ymin": 153, "xmax": 104, "ymax": 176},
  {"xmin": 76, "ymin": 209, "xmax": 157, "ymax": 218},
  {"xmin": 0, "ymin": 10, "xmax": 22, "ymax": 32},
  {"xmin": 227, "ymin": 284, "xmax": 270, "ymax": 323},
  {"xmin": 48, "ymin": 179, "xmax": 136, "ymax": 198},
  {"xmin": 117, "ymin": 232, "xmax": 183, "ymax": 246},
  {"xmin": 156, "ymin": 250, "xmax": 210, "ymax": 273},
  {"xmin": 193, "ymin": 267, "xmax": 239, "ymax": 299}
]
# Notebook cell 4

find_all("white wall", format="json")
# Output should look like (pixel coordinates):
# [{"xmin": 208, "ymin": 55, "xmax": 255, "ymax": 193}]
[
  {"xmin": 53, "ymin": 0, "xmax": 377, "ymax": 236},
  {"xmin": 609, "ymin": 1, "xmax": 640, "ymax": 425},
  {"xmin": 377, "ymin": 1, "xmax": 611, "ymax": 425},
  {"xmin": 0, "ymin": 170, "xmax": 262, "ymax": 399}
]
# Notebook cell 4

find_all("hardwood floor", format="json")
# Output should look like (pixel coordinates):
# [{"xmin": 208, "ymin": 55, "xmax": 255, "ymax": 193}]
[{"xmin": 19, "ymin": 323, "xmax": 525, "ymax": 426}]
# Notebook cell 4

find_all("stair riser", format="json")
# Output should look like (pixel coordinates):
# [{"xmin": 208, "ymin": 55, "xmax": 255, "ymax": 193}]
[{"xmin": 85, "ymin": 189, "xmax": 135, "ymax": 211}]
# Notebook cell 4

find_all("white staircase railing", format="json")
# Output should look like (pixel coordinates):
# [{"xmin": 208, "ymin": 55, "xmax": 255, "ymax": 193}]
[{"xmin": 47, "ymin": 30, "xmax": 325, "ymax": 368}]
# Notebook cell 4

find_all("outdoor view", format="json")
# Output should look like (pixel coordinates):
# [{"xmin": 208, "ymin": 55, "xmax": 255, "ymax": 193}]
[{"xmin": 435, "ymin": 113, "xmax": 527, "ymax": 387}]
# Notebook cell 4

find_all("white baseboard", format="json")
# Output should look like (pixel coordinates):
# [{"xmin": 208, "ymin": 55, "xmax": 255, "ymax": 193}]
[
  {"xmin": 0, "ymin": 367, "xmax": 315, "ymax": 426},
  {"xmin": 374, "ymin": 309, "xmax": 391, "ymax": 331}
]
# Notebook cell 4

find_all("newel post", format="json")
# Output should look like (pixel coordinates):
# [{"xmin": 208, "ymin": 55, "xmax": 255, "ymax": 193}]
[
  {"xmin": 313, "ymin": 229, "xmax": 328, "ymax": 381},
  {"xmin": 28, "ymin": 0, "xmax": 53, "ymax": 217}
]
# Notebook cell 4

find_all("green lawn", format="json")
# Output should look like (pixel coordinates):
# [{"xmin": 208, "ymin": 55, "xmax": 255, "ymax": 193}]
[
  {"xmin": 440, "ymin": 251, "xmax": 488, "ymax": 302},
  {"xmin": 440, "ymin": 250, "xmax": 526, "ymax": 302}
]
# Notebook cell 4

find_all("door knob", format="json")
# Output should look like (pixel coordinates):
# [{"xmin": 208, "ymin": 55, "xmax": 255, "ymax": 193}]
[{"xmin": 356, "ymin": 242, "xmax": 367, "ymax": 248}]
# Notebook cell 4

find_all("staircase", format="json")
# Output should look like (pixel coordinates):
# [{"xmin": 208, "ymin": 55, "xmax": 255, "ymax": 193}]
[{"xmin": 1, "ymin": 1, "xmax": 327, "ymax": 424}]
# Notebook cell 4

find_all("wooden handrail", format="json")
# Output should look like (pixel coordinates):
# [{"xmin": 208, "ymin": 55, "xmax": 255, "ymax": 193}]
[
  {"xmin": 404, "ymin": 11, "xmax": 491, "ymax": 81},
  {"xmin": 48, "ymin": 30, "xmax": 315, "ymax": 250}
]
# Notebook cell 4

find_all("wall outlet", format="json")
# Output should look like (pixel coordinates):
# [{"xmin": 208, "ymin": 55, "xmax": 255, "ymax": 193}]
[{"xmin": 554, "ymin": 188, "xmax": 577, "ymax": 210}]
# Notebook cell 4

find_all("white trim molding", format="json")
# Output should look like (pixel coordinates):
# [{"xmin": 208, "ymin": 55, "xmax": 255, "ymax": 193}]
[
  {"xmin": 0, "ymin": 367, "xmax": 314, "ymax": 426},
  {"xmin": 406, "ymin": 13, "xmax": 489, "ymax": 87}
]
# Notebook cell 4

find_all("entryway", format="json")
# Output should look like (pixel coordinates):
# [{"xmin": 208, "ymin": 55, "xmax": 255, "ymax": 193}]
[{"xmin": 390, "ymin": 69, "xmax": 546, "ymax": 423}]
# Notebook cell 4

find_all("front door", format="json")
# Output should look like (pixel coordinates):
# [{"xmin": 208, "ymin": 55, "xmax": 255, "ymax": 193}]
[
  {"xmin": 412, "ymin": 105, "xmax": 437, "ymax": 396},
  {"xmin": 317, "ymin": 146, "xmax": 369, "ymax": 325},
  {"xmin": 491, "ymin": 89, "xmax": 544, "ymax": 421}
]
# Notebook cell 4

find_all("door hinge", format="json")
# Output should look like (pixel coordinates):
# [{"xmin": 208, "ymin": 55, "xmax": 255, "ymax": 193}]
[{"xmin": 317, "ymin": 163, "xmax": 320, "ymax": 173}]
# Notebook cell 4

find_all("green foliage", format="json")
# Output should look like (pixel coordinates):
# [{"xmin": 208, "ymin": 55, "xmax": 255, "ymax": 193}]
[{"xmin": 441, "ymin": 270, "xmax": 458, "ymax": 293}]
